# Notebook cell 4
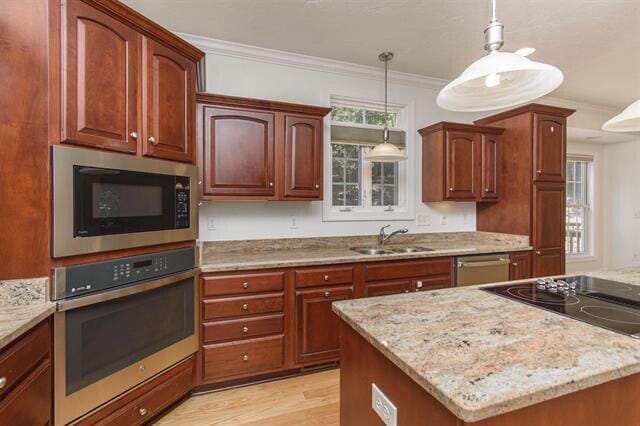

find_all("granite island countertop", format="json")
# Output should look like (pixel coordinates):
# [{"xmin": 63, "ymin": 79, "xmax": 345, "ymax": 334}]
[
  {"xmin": 200, "ymin": 231, "xmax": 531, "ymax": 273},
  {"xmin": 332, "ymin": 268, "xmax": 640, "ymax": 423},
  {"xmin": 0, "ymin": 277, "xmax": 56, "ymax": 350}
]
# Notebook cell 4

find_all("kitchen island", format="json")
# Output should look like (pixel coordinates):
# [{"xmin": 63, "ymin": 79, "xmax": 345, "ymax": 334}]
[{"xmin": 332, "ymin": 268, "xmax": 640, "ymax": 425}]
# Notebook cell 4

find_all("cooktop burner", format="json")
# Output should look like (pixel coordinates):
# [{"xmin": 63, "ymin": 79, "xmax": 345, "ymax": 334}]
[{"xmin": 482, "ymin": 276, "xmax": 640, "ymax": 338}]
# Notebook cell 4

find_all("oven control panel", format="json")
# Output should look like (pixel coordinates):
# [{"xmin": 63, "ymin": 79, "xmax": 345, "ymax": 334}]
[
  {"xmin": 175, "ymin": 176, "xmax": 190, "ymax": 229},
  {"xmin": 54, "ymin": 247, "xmax": 195, "ymax": 300}
]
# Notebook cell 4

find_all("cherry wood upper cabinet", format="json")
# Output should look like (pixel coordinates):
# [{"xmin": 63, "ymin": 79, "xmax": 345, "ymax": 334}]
[
  {"xmin": 62, "ymin": 1, "xmax": 139, "ymax": 153},
  {"xmin": 143, "ymin": 38, "xmax": 196, "ymax": 163},
  {"xmin": 420, "ymin": 122, "xmax": 504, "ymax": 202},
  {"xmin": 283, "ymin": 115, "xmax": 323, "ymax": 199},
  {"xmin": 480, "ymin": 133, "xmax": 500, "ymax": 200},
  {"xmin": 201, "ymin": 106, "xmax": 276, "ymax": 197},
  {"xmin": 533, "ymin": 114, "xmax": 566, "ymax": 182},
  {"xmin": 197, "ymin": 94, "xmax": 331, "ymax": 201}
]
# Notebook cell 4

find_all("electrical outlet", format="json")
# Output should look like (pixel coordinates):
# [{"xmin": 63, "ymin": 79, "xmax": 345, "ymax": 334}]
[
  {"xmin": 207, "ymin": 217, "xmax": 216, "ymax": 231},
  {"xmin": 289, "ymin": 216, "xmax": 299, "ymax": 230},
  {"xmin": 372, "ymin": 383, "xmax": 397, "ymax": 426},
  {"xmin": 417, "ymin": 214, "xmax": 431, "ymax": 226},
  {"xmin": 440, "ymin": 215, "xmax": 447, "ymax": 226}
]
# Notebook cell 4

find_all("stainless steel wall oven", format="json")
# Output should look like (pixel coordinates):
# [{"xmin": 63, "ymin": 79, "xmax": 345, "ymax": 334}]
[
  {"xmin": 52, "ymin": 145, "xmax": 198, "ymax": 257},
  {"xmin": 52, "ymin": 248, "xmax": 198, "ymax": 425}
]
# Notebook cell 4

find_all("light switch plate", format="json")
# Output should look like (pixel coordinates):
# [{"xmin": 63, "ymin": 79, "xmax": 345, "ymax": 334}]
[
  {"xmin": 289, "ymin": 216, "xmax": 299, "ymax": 229},
  {"xmin": 207, "ymin": 217, "xmax": 216, "ymax": 231},
  {"xmin": 417, "ymin": 214, "xmax": 431, "ymax": 227},
  {"xmin": 372, "ymin": 383, "xmax": 397, "ymax": 426}
]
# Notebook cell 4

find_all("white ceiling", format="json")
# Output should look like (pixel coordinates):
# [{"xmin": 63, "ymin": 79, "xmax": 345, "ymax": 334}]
[{"xmin": 123, "ymin": 0, "xmax": 640, "ymax": 110}]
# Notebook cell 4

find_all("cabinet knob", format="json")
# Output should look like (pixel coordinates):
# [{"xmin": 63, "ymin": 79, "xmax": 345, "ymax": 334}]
[
  {"xmin": 139, "ymin": 408, "xmax": 148, "ymax": 417},
  {"xmin": 324, "ymin": 291, "xmax": 330, "ymax": 298},
  {"xmin": 243, "ymin": 282, "xmax": 249, "ymax": 289},
  {"xmin": 536, "ymin": 251, "xmax": 541, "ymax": 255},
  {"xmin": 315, "ymin": 184, "xmax": 320, "ymax": 189},
  {"xmin": 513, "ymin": 262, "xmax": 519, "ymax": 267},
  {"xmin": 449, "ymin": 187, "xmax": 454, "ymax": 191},
  {"xmin": 550, "ymin": 126, "xmax": 555, "ymax": 133},
  {"xmin": 129, "ymin": 131, "xmax": 138, "ymax": 140},
  {"xmin": 148, "ymin": 136, "xmax": 157, "ymax": 145},
  {"xmin": 404, "ymin": 290, "xmax": 409, "ymax": 293},
  {"xmin": 0, "ymin": 377, "xmax": 6, "ymax": 389},
  {"xmin": 242, "ymin": 354, "xmax": 249, "ymax": 362},
  {"xmin": 243, "ymin": 326, "xmax": 249, "ymax": 333},
  {"xmin": 323, "ymin": 275, "xmax": 329, "ymax": 281},
  {"xmin": 242, "ymin": 303, "xmax": 248, "ymax": 311},
  {"xmin": 269, "ymin": 182, "xmax": 274, "ymax": 187},
  {"xmin": 416, "ymin": 281, "xmax": 423, "ymax": 288},
  {"xmin": 484, "ymin": 188, "xmax": 490, "ymax": 192},
  {"xmin": 138, "ymin": 364, "xmax": 145, "ymax": 373},
  {"xmin": 536, "ymin": 170, "xmax": 542, "ymax": 174}
]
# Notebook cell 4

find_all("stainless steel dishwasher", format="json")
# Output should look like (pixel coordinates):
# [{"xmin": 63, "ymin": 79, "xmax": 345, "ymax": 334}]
[{"xmin": 456, "ymin": 254, "xmax": 510, "ymax": 286}]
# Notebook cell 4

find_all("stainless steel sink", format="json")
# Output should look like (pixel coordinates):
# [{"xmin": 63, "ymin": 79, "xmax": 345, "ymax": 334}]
[
  {"xmin": 350, "ymin": 247, "xmax": 393, "ymax": 255},
  {"xmin": 388, "ymin": 247, "xmax": 434, "ymax": 253}
]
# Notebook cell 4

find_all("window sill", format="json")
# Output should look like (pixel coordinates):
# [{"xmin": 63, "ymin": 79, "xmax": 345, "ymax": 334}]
[{"xmin": 322, "ymin": 208, "xmax": 413, "ymax": 222}]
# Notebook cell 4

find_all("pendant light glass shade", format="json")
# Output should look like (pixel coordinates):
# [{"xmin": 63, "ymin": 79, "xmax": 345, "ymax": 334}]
[
  {"xmin": 602, "ymin": 100, "xmax": 640, "ymax": 132},
  {"xmin": 437, "ymin": 52, "xmax": 564, "ymax": 112},
  {"xmin": 365, "ymin": 142, "xmax": 408, "ymax": 162}
]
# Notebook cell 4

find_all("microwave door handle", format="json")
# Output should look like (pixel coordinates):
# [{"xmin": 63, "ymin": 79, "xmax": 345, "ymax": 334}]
[{"xmin": 56, "ymin": 269, "xmax": 198, "ymax": 312}]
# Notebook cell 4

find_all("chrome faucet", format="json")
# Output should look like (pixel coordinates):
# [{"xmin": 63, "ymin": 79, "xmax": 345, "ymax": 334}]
[{"xmin": 378, "ymin": 224, "xmax": 408, "ymax": 246}]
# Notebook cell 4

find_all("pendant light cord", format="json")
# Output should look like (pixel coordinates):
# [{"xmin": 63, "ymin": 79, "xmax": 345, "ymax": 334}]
[
  {"xmin": 491, "ymin": 0, "xmax": 496, "ymax": 22},
  {"xmin": 383, "ymin": 55, "xmax": 389, "ymax": 142}
]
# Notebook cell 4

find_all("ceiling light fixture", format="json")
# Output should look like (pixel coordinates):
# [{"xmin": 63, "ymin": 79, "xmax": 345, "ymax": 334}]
[
  {"xmin": 602, "ymin": 100, "xmax": 640, "ymax": 132},
  {"xmin": 364, "ymin": 52, "xmax": 408, "ymax": 163},
  {"xmin": 436, "ymin": 0, "xmax": 564, "ymax": 112}
]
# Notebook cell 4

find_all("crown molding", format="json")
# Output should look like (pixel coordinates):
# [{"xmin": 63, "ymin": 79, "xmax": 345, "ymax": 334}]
[
  {"xmin": 176, "ymin": 32, "xmax": 622, "ymax": 115},
  {"xmin": 176, "ymin": 32, "xmax": 448, "ymax": 91}
]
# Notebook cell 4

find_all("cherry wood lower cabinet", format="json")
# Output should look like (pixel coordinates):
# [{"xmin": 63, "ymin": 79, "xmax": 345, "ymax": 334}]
[
  {"xmin": 0, "ymin": 318, "xmax": 52, "ymax": 425},
  {"xmin": 364, "ymin": 258, "xmax": 454, "ymax": 297},
  {"xmin": 509, "ymin": 251, "xmax": 533, "ymax": 281},
  {"xmin": 76, "ymin": 356, "xmax": 194, "ymax": 425}
]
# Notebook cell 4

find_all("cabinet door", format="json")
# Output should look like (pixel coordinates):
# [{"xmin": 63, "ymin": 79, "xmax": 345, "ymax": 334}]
[
  {"xmin": 479, "ymin": 133, "xmax": 500, "ymax": 201},
  {"xmin": 143, "ymin": 38, "xmax": 195, "ymax": 163},
  {"xmin": 283, "ymin": 115, "xmax": 323, "ymax": 199},
  {"xmin": 532, "ymin": 183, "xmax": 566, "ymax": 277},
  {"xmin": 509, "ymin": 251, "xmax": 533, "ymax": 280},
  {"xmin": 201, "ymin": 107, "xmax": 275, "ymax": 197},
  {"xmin": 445, "ymin": 131, "xmax": 477, "ymax": 200},
  {"xmin": 63, "ymin": 1, "xmax": 139, "ymax": 153},
  {"xmin": 533, "ymin": 114, "xmax": 566, "ymax": 182},
  {"xmin": 364, "ymin": 280, "xmax": 411, "ymax": 298},
  {"xmin": 295, "ymin": 286, "xmax": 353, "ymax": 364}
]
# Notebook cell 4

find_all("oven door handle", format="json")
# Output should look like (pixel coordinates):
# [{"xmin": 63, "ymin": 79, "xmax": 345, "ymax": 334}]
[{"xmin": 56, "ymin": 269, "xmax": 198, "ymax": 312}]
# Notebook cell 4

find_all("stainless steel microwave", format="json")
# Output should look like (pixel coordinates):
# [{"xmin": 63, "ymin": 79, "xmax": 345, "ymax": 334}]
[{"xmin": 52, "ymin": 146, "xmax": 198, "ymax": 257}]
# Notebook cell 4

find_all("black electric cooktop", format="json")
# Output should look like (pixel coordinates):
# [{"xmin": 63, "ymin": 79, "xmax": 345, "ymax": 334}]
[{"xmin": 482, "ymin": 275, "xmax": 640, "ymax": 338}]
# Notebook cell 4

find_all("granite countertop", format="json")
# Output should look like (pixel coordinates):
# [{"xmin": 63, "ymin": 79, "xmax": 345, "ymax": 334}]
[
  {"xmin": 0, "ymin": 278, "xmax": 56, "ymax": 350},
  {"xmin": 199, "ymin": 231, "xmax": 531, "ymax": 272},
  {"xmin": 332, "ymin": 268, "xmax": 640, "ymax": 423}
]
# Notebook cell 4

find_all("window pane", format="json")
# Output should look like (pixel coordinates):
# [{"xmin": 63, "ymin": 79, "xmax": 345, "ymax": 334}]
[
  {"xmin": 332, "ymin": 184, "xmax": 345, "ymax": 206},
  {"xmin": 383, "ymin": 186, "xmax": 397, "ymax": 206},
  {"xmin": 331, "ymin": 107, "xmax": 364, "ymax": 124},
  {"xmin": 372, "ymin": 163, "xmax": 382, "ymax": 184},
  {"xmin": 344, "ymin": 184, "xmax": 360, "ymax": 206},
  {"xmin": 332, "ymin": 158, "xmax": 344, "ymax": 181},
  {"xmin": 567, "ymin": 182, "xmax": 575, "ymax": 205},
  {"xmin": 383, "ymin": 163, "xmax": 396, "ymax": 184},
  {"xmin": 344, "ymin": 144, "xmax": 360, "ymax": 159},
  {"xmin": 567, "ymin": 161, "xmax": 574, "ymax": 181},
  {"xmin": 332, "ymin": 144, "xmax": 345, "ymax": 158},
  {"xmin": 575, "ymin": 162, "xmax": 583, "ymax": 181},
  {"xmin": 372, "ymin": 184, "xmax": 381, "ymax": 206},
  {"xmin": 575, "ymin": 181, "xmax": 583, "ymax": 204},
  {"xmin": 364, "ymin": 110, "xmax": 397, "ymax": 127},
  {"xmin": 345, "ymin": 159, "xmax": 359, "ymax": 183}
]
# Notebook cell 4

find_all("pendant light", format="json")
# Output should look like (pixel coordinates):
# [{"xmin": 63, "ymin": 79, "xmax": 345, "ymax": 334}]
[
  {"xmin": 602, "ymin": 100, "xmax": 640, "ymax": 132},
  {"xmin": 364, "ymin": 52, "xmax": 408, "ymax": 162},
  {"xmin": 436, "ymin": 0, "xmax": 564, "ymax": 112}
]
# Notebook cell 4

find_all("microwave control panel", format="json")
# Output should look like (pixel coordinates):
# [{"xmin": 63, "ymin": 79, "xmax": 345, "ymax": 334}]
[
  {"xmin": 175, "ymin": 176, "xmax": 190, "ymax": 229},
  {"xmin": 54, "ymin": 247, "xmax": 195, "ymax": 300}
]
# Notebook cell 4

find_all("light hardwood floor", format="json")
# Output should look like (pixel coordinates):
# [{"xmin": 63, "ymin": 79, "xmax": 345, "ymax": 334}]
[{"xmin": 155, "ymin": 369, "xmax": 340, "ymax": 425}]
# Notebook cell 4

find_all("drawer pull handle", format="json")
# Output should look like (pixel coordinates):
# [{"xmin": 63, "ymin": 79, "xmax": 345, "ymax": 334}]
[
  {"xmin": 323, "ymin": 275, "xmax": 329, "ymax": 281},
  {"xmin": 138, "ymin": 365, "xmax": 145, "ymax": 373},
  {"xmin": 242, "ymin": 303, "xmax": 248, "ymax": 311},
  {"xmin": 242, "ymin": 354, "xmax": 249, "ymax": 362},
  {"xmin": 0, "ymin": 377, "xmax": 6, "ymax": 389},
  {"xmin": 324, "ymin": 291, "xmax": 330, "ymax": 298},
  {"xmin": 243, "ymin": 282, "xmax": 249, "ymax": 289},
  {"xmin": 139, "ymin": 408, "xmax": 148, "ymax": 416},
  {"xmin": 243, "ymin": 326, "xmax": 249, "ymax": 333}
]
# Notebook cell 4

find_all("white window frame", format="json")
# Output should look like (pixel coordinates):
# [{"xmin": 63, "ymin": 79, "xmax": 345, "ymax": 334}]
[
  {"xmin": 322, "ymin": 94, "xmax": 415, "ymax": 222},
  {"xmin": 566, "ymin": 155, "xmax": 594, "ymax": 259}
]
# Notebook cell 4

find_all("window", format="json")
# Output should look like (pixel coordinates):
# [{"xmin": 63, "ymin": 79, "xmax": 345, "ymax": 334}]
[
  {"xmin": 566, "ymin": 157, "xmax": 592, "ymax": 255},
  {"xmin": 325, "ymin": 100, "xmax": 412, "ymax": 220}
]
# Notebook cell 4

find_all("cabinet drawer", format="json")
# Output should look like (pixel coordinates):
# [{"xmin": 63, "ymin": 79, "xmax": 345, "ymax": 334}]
[
  {"xmin": 202, "ymin": 272, "xmax": 284, "ymax": 297},
  {"xmin": 364, "ymin": 258, "xmax": 452, "ymax": 282},
  {"xmin": 203, "ymin": 335, "xmax": 284, "ymax": 382},
  {"xmin": 413, "ymin": 276, "xmax": 452, "ymax": 291},
  {"xmin": 203, "ymin": 294, "xmax": 284, "ymax": 320},
  {"xmin": 203, "ymin": 314, "xmax": 284, "ymax": 344},
  {"xmin": 295, "ymin": 266, "xmax": 354, "ymax": 288},
  {"xmin": 0, "ymin": 319, "xmax": 50, "ymax": 400},
  {"xmin": 100, "ymin": 358, "xmax": 193, "ymax": 425},
  {"xmin": 0, "ymin": 362, "xmax": 51, "ymax": 425}
]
